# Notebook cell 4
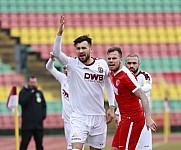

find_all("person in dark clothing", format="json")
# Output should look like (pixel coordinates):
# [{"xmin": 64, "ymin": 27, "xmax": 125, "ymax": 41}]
[{"xmin": 19, "ymin": 76, "xmax": 47, "ymax": 150}]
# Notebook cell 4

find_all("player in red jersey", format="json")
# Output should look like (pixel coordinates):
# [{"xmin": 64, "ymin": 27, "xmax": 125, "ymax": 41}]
[
  {"xmin": 115, "ymin": 53, "xmax": 153, "ymax": 150},
  {"xmin": 107, "ymin": 47, "xmax": 156, "ymax": 150}
]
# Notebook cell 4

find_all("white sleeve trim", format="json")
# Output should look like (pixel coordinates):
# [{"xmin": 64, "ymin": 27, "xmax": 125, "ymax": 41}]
[{"xmin": 132, "ymin": 86, "xmax": 140, "ymax": 93}]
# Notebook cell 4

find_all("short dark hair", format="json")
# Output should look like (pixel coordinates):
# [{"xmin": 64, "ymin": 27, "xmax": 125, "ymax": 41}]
[
  {"xmin": 107, "ymin": 46, "xmax": 122, "ymax": 58},
  {"xmin": 27, "ymin": 76, "xmax": 36, "ymax": 81},
  {"xmin": 73, "ymin": 35, "xmax": 92, "ymax": 46}
]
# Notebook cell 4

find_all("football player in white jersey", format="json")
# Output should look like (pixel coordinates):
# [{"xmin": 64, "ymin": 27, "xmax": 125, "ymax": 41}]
[
  {"xmin": 115, "ymin": 53, "xmax": 153, "ymax": 150},
  {"xmin": 46, "ymin": 52, "xmax": 73, "ymax": 150},
  {"xmin": 53, "ymin": 14, "xmax": 115, "ymax": 150}
]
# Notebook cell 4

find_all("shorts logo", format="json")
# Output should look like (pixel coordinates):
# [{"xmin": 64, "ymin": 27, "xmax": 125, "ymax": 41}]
[
  {"xmin": 71, "ymin": 137, "xmax": 81, "ymax": 141},
  {"xmin": 72, "ymin": 132, "xmax": 79, "ymax": 137},
  {"xmin": 71, "ymin": 133, "xmax": 81, "ymax": 142}
]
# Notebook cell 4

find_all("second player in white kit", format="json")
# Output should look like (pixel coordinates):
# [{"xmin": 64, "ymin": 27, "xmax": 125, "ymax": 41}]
[{"xmin": 46, "ymin": 53, "xmax": 72, "ymax": 150}]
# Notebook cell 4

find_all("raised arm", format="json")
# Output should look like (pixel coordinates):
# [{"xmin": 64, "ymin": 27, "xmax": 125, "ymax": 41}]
[
  {"xmin": 53, "ymin": 14, "xmax": 69, "ymax": 66},
  {"xmin": 46, "ymin": 52, "xmax": 66, "ymax": 83}
]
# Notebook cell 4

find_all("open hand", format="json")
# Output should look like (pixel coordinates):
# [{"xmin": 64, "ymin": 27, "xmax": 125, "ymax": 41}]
[
  {"xmin": 57, "ymin": 14, "xmax": 65, "ymax": 35},
  {"xmin": 106, "ymin": 106, "xmax": 115, "ymax": 124},
  {"xmin": 146, "ymin": 116, "xmax": 157, "ymax": 132},
  {"xmin": 50, "ymin": 51, "xmax": 55, "ymax": 61}
]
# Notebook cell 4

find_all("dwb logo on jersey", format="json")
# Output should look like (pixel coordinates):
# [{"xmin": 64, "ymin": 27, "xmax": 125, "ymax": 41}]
[{"xmin": 84, "ymin": 73, "xmax": 104, "ymax": 82}]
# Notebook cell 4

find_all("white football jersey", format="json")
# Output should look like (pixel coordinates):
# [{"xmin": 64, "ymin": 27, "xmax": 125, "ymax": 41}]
[
  {"xmin": 46, "ymin": 59, "xmax": 72, "ymax": 123},
  {"xmin": 136, "ymin": 71, "xmax": 152, "ymax": 100},
  {"xmin": 67, "ymin": 57, "xmax": 110, "ymax": 115},
  {"xmin": 59, "ymin": 75, "xmax": 72, "ymax": 123},
  {"xmin": 53, "ymin": 36, "xmax": 114, "ymax": 115}
]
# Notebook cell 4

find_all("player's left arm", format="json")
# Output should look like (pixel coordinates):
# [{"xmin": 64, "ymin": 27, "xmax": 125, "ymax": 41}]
[
  {"xmin": 134, "ymin": 88, "xmax": 157, "ymax": 131},
  {"xmin": 53, "ymin": 14, "xmax": 69, "ymax": 66},
  {"xmin": 105, "ymin": 81, "xmax": 115, "ymax": 123},
  {"xmin": 45, "ymin": 53, "xmax": 66, "ymax": 83},
  {"xmin": 104, "ymin": 68, "xmax": 115, "ymax": 124}
]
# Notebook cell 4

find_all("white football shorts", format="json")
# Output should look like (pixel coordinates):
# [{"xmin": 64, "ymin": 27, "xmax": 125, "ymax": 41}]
[
  {"xmin": 64, "ymin": 121, "xmax": 72, "ymax": 150},
  {"xmin": 70, "ymin": 112, "xmax": 107, "ymax": 149},
  {"xmin": 136, "ymin": 121, "xmax": 152, "ymax": 150}
]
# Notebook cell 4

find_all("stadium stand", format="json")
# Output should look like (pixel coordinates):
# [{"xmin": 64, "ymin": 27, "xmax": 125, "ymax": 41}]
[
  {"xmin": 0, "ymin": 0, "xmax": 181, "ymax": 130},
  {"xmin": 0, "ymin": 60, "xmax": 12, "ymax": 73},
  {"xmin": 0, "ymin": 114, "xmax": 64, "ymax": 129},
  {"xmin": 0, "ymin": 101, "xmax": 64, "ymax": 129}
]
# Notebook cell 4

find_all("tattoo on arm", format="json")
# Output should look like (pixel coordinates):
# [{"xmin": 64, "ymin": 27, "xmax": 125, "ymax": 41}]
[{"xmin": 134, "ymin": 88, "xmax": 151, "ymax": 117}]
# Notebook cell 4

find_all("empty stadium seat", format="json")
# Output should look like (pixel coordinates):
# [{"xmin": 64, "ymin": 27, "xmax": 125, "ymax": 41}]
[
  {"xmin": 0, "ymin": 73, "xmax": 24, "ymax": 86},
  {"xmin": 44, "ymin": 114, "xmax": 64, "ymax": 128},
  {"xmin": 0, "ymin": 60, "xmax": 12, "ymax": 73},
  {"xmin": 0, "ymin": 115, "xmax": 19, "ymax": 129}
]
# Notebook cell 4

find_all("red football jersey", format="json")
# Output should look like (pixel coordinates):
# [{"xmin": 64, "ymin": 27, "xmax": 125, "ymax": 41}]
[{"xmin": 110, "ymin": 66, "xmax": 144, "ymax": 121}]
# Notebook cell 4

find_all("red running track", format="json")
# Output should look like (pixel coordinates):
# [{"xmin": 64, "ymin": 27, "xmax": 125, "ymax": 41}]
[{"xmin": 0, "ymin": 133, "xmax": 181, "ymax": 150}]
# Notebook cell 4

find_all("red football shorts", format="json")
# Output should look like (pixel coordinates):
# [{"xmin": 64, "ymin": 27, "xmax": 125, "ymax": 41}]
[{"xmin": 112, "ymin": 118, "xmax": 145, "ymax": 150}]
